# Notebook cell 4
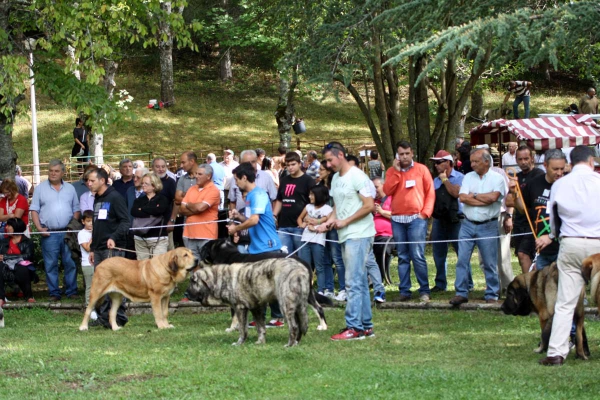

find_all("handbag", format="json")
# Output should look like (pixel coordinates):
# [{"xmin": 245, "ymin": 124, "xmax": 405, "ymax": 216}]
[{"xmin": 131, "ymin": 216, "xmax": 163, "ymax": 236}]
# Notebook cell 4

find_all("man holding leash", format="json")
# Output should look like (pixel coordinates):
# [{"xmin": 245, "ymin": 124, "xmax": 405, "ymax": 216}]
[
  {"xmin": 318, "ymin": 142, "xmax": 376, "ymax": 340},
  {"xmin": 539, "ymin": 146, "xmax": 600, "ymax": 366}
]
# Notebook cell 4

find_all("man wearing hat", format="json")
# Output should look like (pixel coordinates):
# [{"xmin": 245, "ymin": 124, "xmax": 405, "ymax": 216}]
[
  {"xmin": 220, "ymin": 149, "xmax": 239, "ymax": 202},
  {"xmin": 430, "ymin": 150, "xmax": 465, "ymax": 293}
]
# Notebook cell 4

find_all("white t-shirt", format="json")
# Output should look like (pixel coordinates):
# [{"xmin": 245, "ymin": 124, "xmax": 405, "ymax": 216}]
[
  {"xmin": 301, "ymin": 204, "xmax": 333, "ymax": 246},
  {"xmin": 78, "ymin": 229, "xmax": 92, "ymax": 267}
]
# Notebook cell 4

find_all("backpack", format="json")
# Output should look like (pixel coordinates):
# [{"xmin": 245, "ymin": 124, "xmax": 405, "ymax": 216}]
[{"xmin": 432, "ymin": 183, "xmax": 459, "ymax": 223}]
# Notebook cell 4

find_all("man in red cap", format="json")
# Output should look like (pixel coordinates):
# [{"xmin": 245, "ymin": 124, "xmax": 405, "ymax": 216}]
[{"xmin": 429, "ymin": 150, "xmax": 466, "ymax": 293}]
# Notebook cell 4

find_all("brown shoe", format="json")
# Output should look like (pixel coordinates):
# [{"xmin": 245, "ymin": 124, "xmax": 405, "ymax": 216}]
[
  {"xmin": 539, "ymin": 355, "xmax": 564, "ymax": 366},
  {"xmin": 449, "ymin": 295, "xmax": 469, "ymax": 306},
  {"xmin": 48, "ymin": 296, "xmax": 61, "ymax": 302},
  {"xmin": 67, "ymin": 294, "xmax": 80, "ymax": 300},
  {"xmin": 485, "ymin": 299, "xmax": 498, "ymax": 304},
  {"xmin": 398, "ymin": 294, "xmax": 412, "ymax": 302}
]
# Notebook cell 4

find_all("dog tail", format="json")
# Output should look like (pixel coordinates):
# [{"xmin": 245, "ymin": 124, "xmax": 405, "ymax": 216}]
[{"xmin": 314, "ymin": 291, "xmax": 333, "ymax": 307}]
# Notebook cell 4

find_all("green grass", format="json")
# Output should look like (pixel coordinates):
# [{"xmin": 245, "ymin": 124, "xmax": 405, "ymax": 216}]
[{"xmin": 1, "ymin": 307, "xmax": 599, "ymax": 399}]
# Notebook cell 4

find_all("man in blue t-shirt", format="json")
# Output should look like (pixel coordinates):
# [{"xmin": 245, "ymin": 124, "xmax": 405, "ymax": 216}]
[{"xmin": 228, "ymin": 162, "xmax": 283, "ymax": 327}]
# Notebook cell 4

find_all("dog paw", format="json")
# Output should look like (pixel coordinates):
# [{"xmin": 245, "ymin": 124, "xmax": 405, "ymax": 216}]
[
  {"xmin": 317, "ymin": 324, "xmax": 328, "ymax": 331},
  {"xmin": 79, "ymin": 326, "xmax": 88, "ymax": 331},
  {"xmin": 284, "ymin": 341, "xmax": 298, "ymax": 347},
  {"xmin": 232, "ymin": 341, "xmax": 244, "ymax": 346},
  {"xmin": 533, "ymin": 347, "xmax": 544, "ymax": 354},
  {"xmin": 111, "ymin": 325, "xmax": 122, "ymax": 331},
  {"xmin": 225, "ymin": 327, "xmax": 236, "ymax": 333}
]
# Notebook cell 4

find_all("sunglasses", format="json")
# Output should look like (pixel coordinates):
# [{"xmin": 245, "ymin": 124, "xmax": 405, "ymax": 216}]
[{"xmin": 324, "ymin": 142, "xmax": 345, "ymax": 153}]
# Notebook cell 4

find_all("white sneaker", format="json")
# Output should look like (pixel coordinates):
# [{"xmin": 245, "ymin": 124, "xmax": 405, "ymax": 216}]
[
  {"xmin": 419, "ymin": 294, "xmax": 430, "ymax": 303},
  {"xmin": 323, "ymin": 289, "xmax": 336, "ymax": 299},
  {"xmin": 334, "ymin": 290, "xmax": 347, "ymax": 302}
]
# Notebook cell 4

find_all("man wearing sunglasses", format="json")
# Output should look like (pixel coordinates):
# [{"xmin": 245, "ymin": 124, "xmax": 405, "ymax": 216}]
[{"xmin": 429, "ymin": 150, "xmax": 465, "ymax": 294}]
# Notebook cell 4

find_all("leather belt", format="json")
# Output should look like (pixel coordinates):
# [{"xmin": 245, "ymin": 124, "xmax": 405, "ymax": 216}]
[
  {"xmin": 561, "ymin": 236, "xmax": 600, "ymax": 240},
  {"xmin": 465, "ymin": 217, "xmax": 496, "ymax": 225}
]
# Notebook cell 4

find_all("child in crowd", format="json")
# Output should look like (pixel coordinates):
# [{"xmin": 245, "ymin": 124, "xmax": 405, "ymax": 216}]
[
  {"xmin": 78, "ymin": 210, "xmax": 97, "ymax": 320},
  {"xmin": 297, "ymin": 185, "xmax": 334, "ymax": 299}
]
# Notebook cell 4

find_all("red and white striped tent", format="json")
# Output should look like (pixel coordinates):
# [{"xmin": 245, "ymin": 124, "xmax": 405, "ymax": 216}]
[{"xmin": 469, "ymin": 114, "xmax": 600, "ymax": 150}]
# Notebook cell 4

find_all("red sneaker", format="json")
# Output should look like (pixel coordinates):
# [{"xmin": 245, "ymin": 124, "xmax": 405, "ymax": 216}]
[
  {"xmin": 331, "ymin": 328, "xmax": 365, "ymax": 341},
  {"xmin": 27, "ymin": 298, "xmax": 36, "ymax": 303},
  {"xmin": 248, "ymin": 321, "xmax": 257, "ymax": 328},
  {"xmin": 180, "ymin": 297, "xmax": 190, "ymax": 303},
  {"xmin": 267, "ymin": 319, "xmax": 285, "ymax": 328},
  {"xmin": 364, "ymin": 328, "xmax": 375, "ymax": 338}
]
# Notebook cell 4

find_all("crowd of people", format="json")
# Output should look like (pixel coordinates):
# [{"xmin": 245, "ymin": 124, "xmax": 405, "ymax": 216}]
[{"xmin": 0, "ymin": 138, "xmax": 598, "ymax": 358}]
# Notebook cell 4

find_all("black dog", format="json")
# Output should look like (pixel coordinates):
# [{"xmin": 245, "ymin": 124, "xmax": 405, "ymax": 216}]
[{"xmin": 198, "ymin": 238, "xmax": 332, "ymax": 332}]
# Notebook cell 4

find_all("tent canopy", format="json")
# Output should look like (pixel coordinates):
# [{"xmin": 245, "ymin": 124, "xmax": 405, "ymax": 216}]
[{"xmin": 469, "ymin": 114, "xmax": 600, "ymax": 151}]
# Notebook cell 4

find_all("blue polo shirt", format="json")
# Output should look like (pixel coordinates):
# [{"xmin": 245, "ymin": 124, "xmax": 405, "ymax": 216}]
[
  {"xmin": 433, "ymin": 169, "xmax": 465, "ymax": 214},
  {"xmin": 30, "ymin": 180, "xmax": 79, "ymax": 229},
  {"xmin": 210, "ymin": 161, "xmax": 225, "ymax": 190}
]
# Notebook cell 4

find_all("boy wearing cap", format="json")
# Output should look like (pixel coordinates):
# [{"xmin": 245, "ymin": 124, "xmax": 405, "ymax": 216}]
[{"xmin": 429, "ymin": 150, "xmax": 465, "ymax": 293}]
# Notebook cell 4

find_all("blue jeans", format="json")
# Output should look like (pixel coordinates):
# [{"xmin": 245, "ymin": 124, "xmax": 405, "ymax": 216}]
[
  {"xmin": 366, "ymin": 250, "xmax": 385, "ymax": 294},
  {"xmin": 307, "ymin": 243, "xmax": 333, "ymax": 293},
  {"xmin": 41, "ymin": 232, "xmax": 78, "ymax": 298},
  {"xmin": 341, "ymin": 237, "xmax": 373, "ymax": 331},
  {"xmin": 278, "ymin": 227, "xmax": 310, "ymax": 263},
  {"xmin": 431, "ymin": 218, "xmax": 461, "ymax": 290},
  {"xmin": 392, "ymin": 218, "xmax": 430, "ymax": 296},
  {"xmin": 327, "ymin": 229, "xmax": 345, "ymax": 291},
  {"xmin": 455, "ymin": 219, "xmax": 500, "ymax": 300},
  {"xmin": 536, "ymin": 253, "xmax": 558, "ymax": 271},
  {"xmin": 513, "ymin": 95, "xmax": 530, "ymax": 119}
]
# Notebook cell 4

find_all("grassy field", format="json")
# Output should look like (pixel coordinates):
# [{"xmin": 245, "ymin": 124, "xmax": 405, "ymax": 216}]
[
  {"xmin": 1, "ymin": 306, "xmax": 599, "ymax": 399},
  {"xmin": 11, "ymin": 65, "xmax": 584, "ymax": 169}
]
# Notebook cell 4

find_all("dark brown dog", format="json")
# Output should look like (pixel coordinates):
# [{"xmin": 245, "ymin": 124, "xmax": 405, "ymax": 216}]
[{"xmin": 502, "ymin": 262, "xmax": 590, "ymax": 359}]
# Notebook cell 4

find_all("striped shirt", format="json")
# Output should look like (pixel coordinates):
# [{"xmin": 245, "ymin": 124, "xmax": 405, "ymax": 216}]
[{"xmin": 509, "ymin": 81, "xmax": 530, "ymax": 97}]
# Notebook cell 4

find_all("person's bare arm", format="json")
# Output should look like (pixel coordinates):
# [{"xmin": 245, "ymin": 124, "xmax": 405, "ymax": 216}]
[{"xmin": 459, "ymin": 192, "xmax": 500, "ymax": 206}]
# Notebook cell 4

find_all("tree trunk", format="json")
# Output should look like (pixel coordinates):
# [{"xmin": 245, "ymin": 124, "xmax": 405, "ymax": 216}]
[
  {"xmin": 103, "ymin": 59, "xmax": 119, "ymax": 100},
  {"xmin": 371, "ymin": 30, "xmax": 395, "ymax": 166},
  {"xmin": 66, "ymin": 44, "xmax": 81, "ymax": 80},
  {"xmin": 414, "ymin": 56, "xmax": 431, "ymax": 162},
  {"xmin": 0, "ymin": 119, "xmax": 17, "ymax": 180},
  {"xmin": 470, "ymin": 85, "xmax": 484, "ymax": 120},
  {"xmin": 89, "ymin": 131, "xmax": 104, "ymax": 166},
  {"xmin": 274, "ymin": 70, "xmax": 298, "ymax": 150},
  {"xmin": 159, "ymin": 1, "xmax": 176, "ymax": 106},
  {"xmin": 219, "ymin": 0, "xmax": 232, "ymax": 81},
  {"xmin": 219, "ymin": 48, "xmax": 233, "ymax": 81},
  {"xmin": 407, "ymin": 56, "xmax": 417, "ymax": 146}
]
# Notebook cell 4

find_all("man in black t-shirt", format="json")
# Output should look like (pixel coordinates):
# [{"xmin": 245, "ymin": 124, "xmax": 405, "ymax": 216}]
[
  {"xmin": 509, "ymin": 149, "xmax": 567, "ymax": 270},
  {"xmin": 273, "ymin": 151, "xmax": 315, "ymax": 262},
  {"xmin": 506, "ymin": 146, "xmax": 545, "ymax": 273}
]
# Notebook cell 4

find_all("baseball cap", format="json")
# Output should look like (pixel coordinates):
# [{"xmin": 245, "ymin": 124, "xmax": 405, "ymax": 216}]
[
  {"xmin": 224, "ymin": 149, "xmax": 234, "ymax": 156},
  {"xmin": 429, "ymin": 150, "xmax": 453, "ymax": 161}
]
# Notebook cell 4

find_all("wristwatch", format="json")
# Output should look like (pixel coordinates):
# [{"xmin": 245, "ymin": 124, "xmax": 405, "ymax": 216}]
[
  {"xmin": 473, "ymin": 193, "xmax": 478, "ymax": 199},
  {"xmin": 505, "ymin": 213, "xmax": 512, "ymax": 219}
]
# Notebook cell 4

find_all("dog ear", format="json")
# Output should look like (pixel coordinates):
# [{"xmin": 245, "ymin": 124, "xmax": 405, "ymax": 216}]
[{"xmin": 169, "ymin": 255, "xmax": 179, "ymax": 274}]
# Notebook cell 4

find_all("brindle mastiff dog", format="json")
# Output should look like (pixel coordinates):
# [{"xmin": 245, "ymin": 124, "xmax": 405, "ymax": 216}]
[
  {"xmin": 188, "ymin": 258, "xmax": 317, "ymax": 347},
  {"xmin": 502, "ymin": 262, "xmax": 590, "ymax": 359},
  {"xmin": 198, "ymin": 239, "xmax": 330, "ymax": 333},
  {"xmin": 79, "ymin": 248, "xmax": 197, "ymax": 331}
]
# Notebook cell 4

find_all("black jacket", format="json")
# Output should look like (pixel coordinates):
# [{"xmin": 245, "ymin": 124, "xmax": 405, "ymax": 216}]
[
  {"xmin": 91, "ymin": 186, "xmax": 130, "ymax": 251},
  {"xmin": 0, "ymin": 237, "xmax": 34, "ymax": 262},
  {"xmin": 130, "ymin": 193, "xmax": 170, "ymax": 238}
]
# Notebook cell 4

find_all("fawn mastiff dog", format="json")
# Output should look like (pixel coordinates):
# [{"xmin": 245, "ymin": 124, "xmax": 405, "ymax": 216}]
[{"xmin": 79, "ymin": 248, "xmax": 197, "ymax": 331}]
